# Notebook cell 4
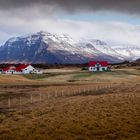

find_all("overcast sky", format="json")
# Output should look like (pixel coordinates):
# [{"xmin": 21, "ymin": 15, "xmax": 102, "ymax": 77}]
[{"xmin": 1, "ymin": 0, "xmax": 140, "ymax": 45}]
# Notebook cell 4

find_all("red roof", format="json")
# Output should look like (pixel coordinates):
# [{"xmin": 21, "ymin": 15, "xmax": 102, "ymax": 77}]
[
  {"xmin": 88, "ymin": 61, "xmax": 108, "ymax": 67},
  {"xmin": 1, "ymin": 67, "xmax": 11, "ymax": 71},
  {"xmin": 15, "ymin": 64, "xmax": 29, "ymax": 71},
  {"xmin": 1, "ymin": 64, "xmax": 29, "ymax": 71}
]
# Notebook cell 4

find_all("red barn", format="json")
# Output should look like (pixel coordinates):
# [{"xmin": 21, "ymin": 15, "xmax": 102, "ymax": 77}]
[{"xmin": 88, "ymin": 61, "xmax": 108, "ymax": 72}]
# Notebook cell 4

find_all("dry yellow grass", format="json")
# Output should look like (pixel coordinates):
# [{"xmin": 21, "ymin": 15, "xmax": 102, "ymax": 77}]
[
  {"xmin": 0, "ymin": 67, "xmax": 140, "ymax": 140},
  {"xmin": 0, "ymin": 86, "xmax": 139, "ymax": 140},
  {"xmin": 0, "ymin": 74, "xmax": 37, "ymax": 85},
  {"xmin": 43, "ymin": 67, "xmax": 80, "ymax": 73}
]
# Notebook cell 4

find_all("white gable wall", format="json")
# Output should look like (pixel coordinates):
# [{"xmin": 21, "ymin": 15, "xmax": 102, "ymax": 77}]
[{"xmin": 22, "ymin": 65, "xmax": 35, "ymax": 74}]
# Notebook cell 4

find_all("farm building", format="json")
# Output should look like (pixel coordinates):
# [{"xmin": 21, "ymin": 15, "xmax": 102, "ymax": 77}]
[
  {"xmin": 0, "ymin": 64, "xmax": 42, "ymax": 74},
  {"xmin": 88, "ymin": 61, "xmax": 109, "ymax": 72}
]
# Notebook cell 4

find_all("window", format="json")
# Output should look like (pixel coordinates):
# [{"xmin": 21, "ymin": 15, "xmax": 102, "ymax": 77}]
[
  {"xmin": 96, "ymin": 63, "xmax": 101, "ymax": 67},
  {"xmin": 102, "ymin": 67, "xmax": 106, "ymax": 71}
]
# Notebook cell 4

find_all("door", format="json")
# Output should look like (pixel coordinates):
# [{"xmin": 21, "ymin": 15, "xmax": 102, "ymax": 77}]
[
  {"xmin": 96, "ymin": 63, "xmax": 100, "ymax": 71},
  {"xmin": 97, "ymin": 67, "xmax": 100, "ymax": 71}
]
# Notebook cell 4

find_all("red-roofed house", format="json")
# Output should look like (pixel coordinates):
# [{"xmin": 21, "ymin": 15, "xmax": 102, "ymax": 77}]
[
  {"xmin": 0, "ymin": 64, "xmax": 42, "ymax": 74},
  {"xmin": 88, "ymin": 61, "xmax": 109, "ymax": 72}
]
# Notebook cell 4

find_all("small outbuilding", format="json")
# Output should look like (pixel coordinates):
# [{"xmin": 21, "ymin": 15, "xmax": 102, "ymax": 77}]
[{"xmin": 88, "ymin": 61, "xmax": 109, "ymax": 72}]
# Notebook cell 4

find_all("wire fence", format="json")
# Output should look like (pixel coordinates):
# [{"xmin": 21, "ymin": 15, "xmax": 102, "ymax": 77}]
[{"xmin": 0, "ymin": 84, "xmax": 121, "ymax": 112}]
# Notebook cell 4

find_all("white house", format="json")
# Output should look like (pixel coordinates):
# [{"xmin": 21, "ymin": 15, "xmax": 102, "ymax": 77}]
[
  {"xmin": 88, "ymin": 61, "xmax": 108, "ymax": 72},
  {"xmin": 0, "ymin": 64, "xmax": 43, "ymax": 74}
]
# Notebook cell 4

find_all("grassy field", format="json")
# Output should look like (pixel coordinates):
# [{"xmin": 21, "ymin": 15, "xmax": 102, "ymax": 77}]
[
  {"xmin": 0, "ymin": 67, "xmax": 140, "ymax": 140},
  {"xmin": 21, "ymin": 68, "xmax": 140, "ymax": 84}
]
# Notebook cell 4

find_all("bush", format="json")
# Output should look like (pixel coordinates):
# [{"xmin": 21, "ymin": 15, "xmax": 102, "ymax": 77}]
[{"xmin": 81, "ymin": 67, "xmax": 88, "ymax": 71}]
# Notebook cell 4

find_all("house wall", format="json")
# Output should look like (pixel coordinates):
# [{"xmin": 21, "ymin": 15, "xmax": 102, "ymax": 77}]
[
  {"xmin": 31, "ymin": 69, "xmax": 43, "ymax": 74},
  {"xmin": 2, "ymin": 70, "xmax": 23, "ymax": 74},
  {"xmin": 13, "ymin": 71, "xmax": 23, "ymax": 74},
  {"xmin": 100, "ymin": 67, "xmax": 108, "ymax": 71},
  {"xmin": 89, "ymin": 66, "xmax": 108, "ymax": 72},
  {"xmin": 89, "ymin": 67, "xmax": 97, "ymax": 72},
  {"xmin": 4, "ymin": 70, "xmax": 15, "ymax": 74},
  {"xmin": 22, "ymin": 65, "xmax": 35, "ymax": 74}
]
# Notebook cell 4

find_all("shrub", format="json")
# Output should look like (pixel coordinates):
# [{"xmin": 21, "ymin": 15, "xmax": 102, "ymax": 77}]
[{"xmin": 81, "ymin": 67, "xmax": 88, "ymax": 71}]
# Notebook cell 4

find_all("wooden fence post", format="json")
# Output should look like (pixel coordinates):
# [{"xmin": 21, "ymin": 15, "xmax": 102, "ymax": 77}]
[
  {"xmin": 67, "ymin": 90, "xmax": 69, "ymax": 96},
  {"xmin": 19, "ymin": 96, "xmax": 22, "ymax": 106},
  {"xmin": 84, "ymin": 88, "xmax": 86, "ymax": 93},
  {"xmin": 87, "ymin": 87, "xmax": 89, "ymax": 93},
  {"xmin": 89, "ymin": 87, "xmax": 90, "ymax": 92},
  {"xmin": 30, "ymin": 94, "xmax": 33, "ymax": 103},
  {"xmin": 72, "ymin": 89, "xmax": 75, "ymax": 95},
  {"xmin": 79, "ymin": 88, "xmax": 81, "ymax": 94},
  {"xmin": 19, "ymin": 96, "xmax": 22, "ymax": 114},
  {"xmin": 48, "ymin": 93, "xmax": 50, "ymax": 99},
  {"xmin": 73, "ymin": 89, "xmax": 75, "ymax": 96},
  {"xmin": 65, "ymin": 90, "xmax": 66, "ymax": 97},
  {"xmin": 8, "ymin": 97, "xmax": 11, "ymax": 108},
  {"xmin": 39, "ymin": 93, "xmax": 42, "ymax": 101},
  {"xmin": 55, "ymin": 90, "xmax": 57, "ymax": 98},
  {"xmin": 95, "ymin": 86, "xmax": 97, "ymax": 91},
  {"xmin": 75, "ymin": 89, "xmax": 77, "ymax": 95},
  {"xmin": 62, "ymin": 90, "xmax": 64, "ymax": 97}
]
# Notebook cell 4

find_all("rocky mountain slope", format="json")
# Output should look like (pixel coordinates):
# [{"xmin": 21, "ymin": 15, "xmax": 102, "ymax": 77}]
[{"xmin": 0, "ymin": 31, "xmax": 139, "ymax": 64}]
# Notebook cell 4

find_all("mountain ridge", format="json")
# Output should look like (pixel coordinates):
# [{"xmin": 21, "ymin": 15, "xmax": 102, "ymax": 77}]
[{"xmin": 0, "ymin": 31, "xmax": 140, "ymax": 64}]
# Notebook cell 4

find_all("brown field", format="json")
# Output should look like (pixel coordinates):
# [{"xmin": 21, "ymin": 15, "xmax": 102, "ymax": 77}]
[{"xmin": 0, "ymin": 67, "xmax": 140, "ymax": 140}]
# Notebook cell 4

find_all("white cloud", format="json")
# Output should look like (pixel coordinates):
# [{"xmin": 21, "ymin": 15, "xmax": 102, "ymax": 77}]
[{"xmin": 0, "ymin": 16, "xmax": 140, "ymax": 46}]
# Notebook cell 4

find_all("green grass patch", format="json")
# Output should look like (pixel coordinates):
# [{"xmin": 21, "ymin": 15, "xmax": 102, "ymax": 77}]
[
  {"xmin": 81, "ymin": 67, "xmax": 88, "ymax": 71},
  {"xmin": 74, "ymin": 72, "xmax": 93, "ymax": 78},
  {"xmin": 107, "ymin": 70, "xmax": 140, "ymax": 77},
  {"xmin": 73, "ymin": 71, "xmax": 114, "ymax": 79},
  {"xmin": 23, "ymin": 73, "xmax": 60, "ymax": 80},
  {"xmin": 23, "ymin": 69, "xmax": 140, "ymax": 80}
]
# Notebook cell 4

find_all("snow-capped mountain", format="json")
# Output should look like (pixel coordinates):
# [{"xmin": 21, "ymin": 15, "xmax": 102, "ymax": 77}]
[
  {"xmin": 136, "ymin": 58, "xmax": 140, "ymax": 62},
  {"xmin": 110, "ymin": 45, "xmax": 140, "ymax": 61},
  {"xmin": 0, "ymin": 31, "xmax": 139, "ymax": 64},
  {"xmin": 79, "ymin": 39, "xmax": 127, "ymax": 61},
  {"xmin": 0, "ymin": 31, "xmax": 84, "ymax": 64}
]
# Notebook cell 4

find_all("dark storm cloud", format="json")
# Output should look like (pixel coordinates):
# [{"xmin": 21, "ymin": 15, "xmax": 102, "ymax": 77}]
[{"xmin": 0, "ymin": 0, "xmax": 140, "ymax": 15}]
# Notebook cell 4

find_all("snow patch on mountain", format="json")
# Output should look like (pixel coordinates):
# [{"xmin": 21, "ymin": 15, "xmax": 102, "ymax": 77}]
[
  {"xmin": 1, "ymin": 31, "xmax": 140, "ymax": 64},
  {"xmin": 111, "ymin": 45, "xmax": 140, "ymax": 61}
]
